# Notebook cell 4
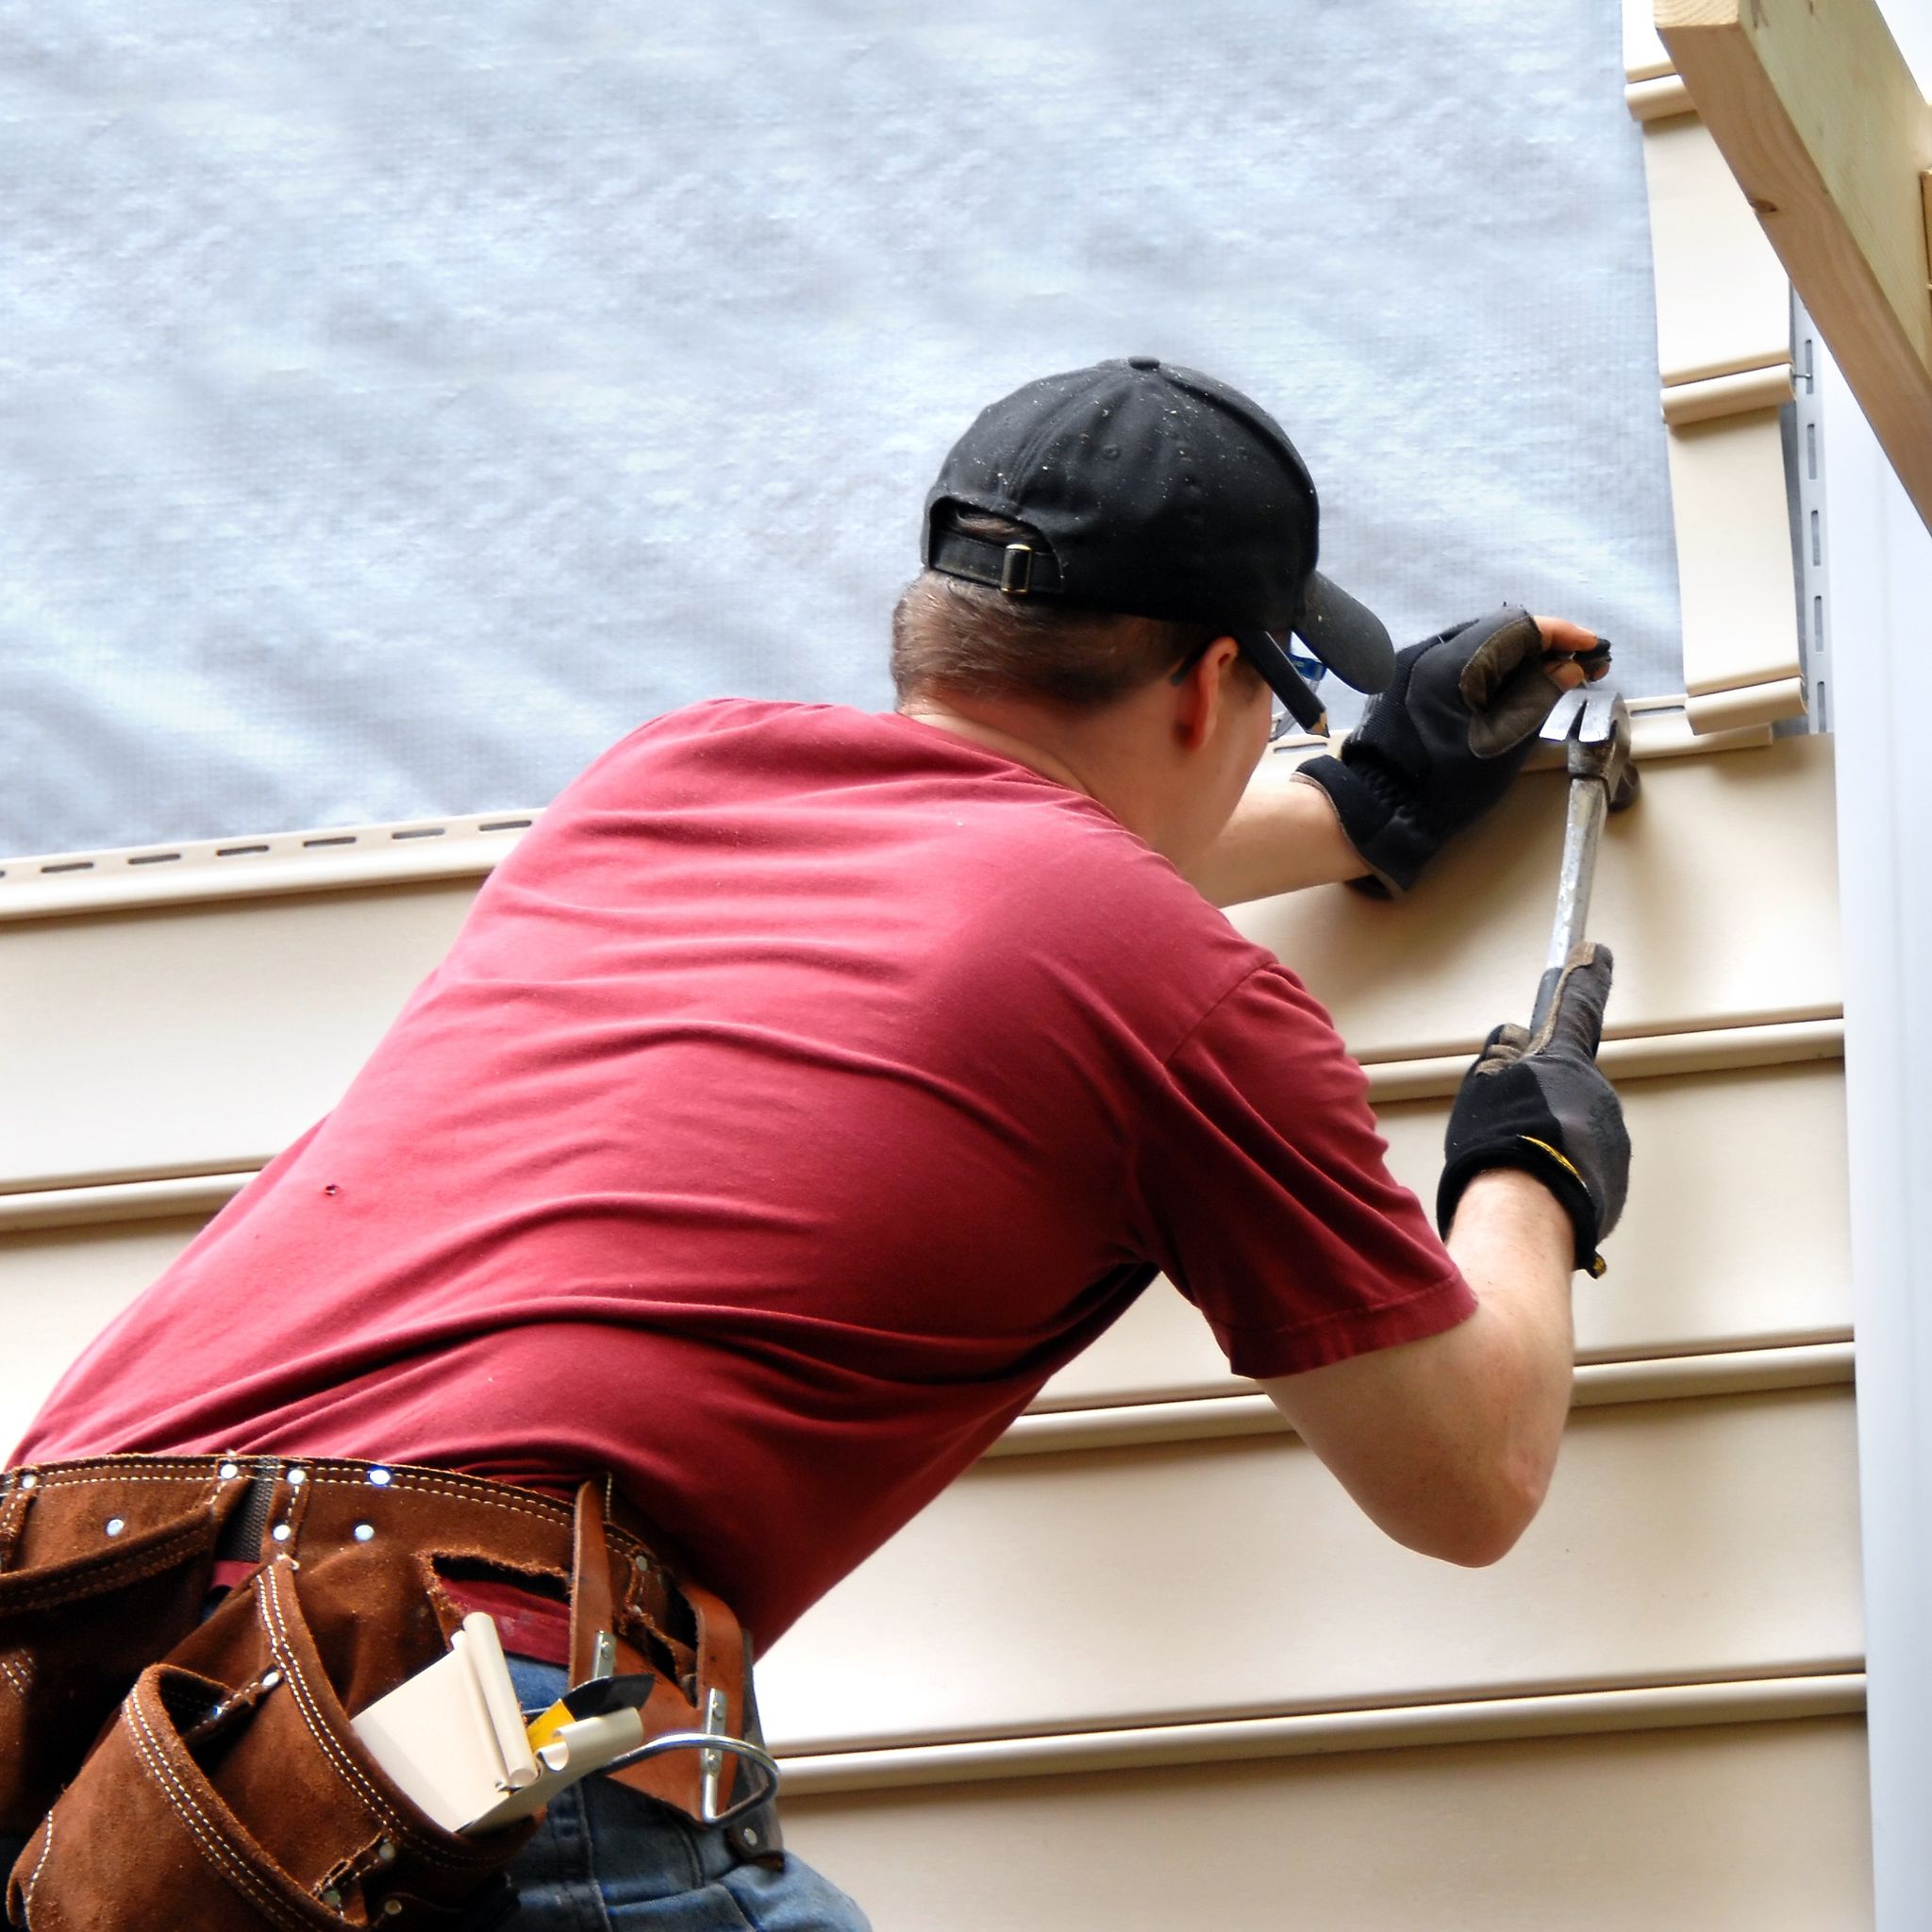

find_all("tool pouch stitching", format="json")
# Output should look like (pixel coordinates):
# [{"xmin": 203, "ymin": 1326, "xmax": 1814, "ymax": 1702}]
[{"xmin": 7, "ymin": 1552, "xmax": 533, "ymax": 1930}]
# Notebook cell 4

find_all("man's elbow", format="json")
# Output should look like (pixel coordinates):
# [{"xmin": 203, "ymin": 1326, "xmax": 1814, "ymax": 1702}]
[{"xmin": 1392, "ymin": 1462, "xmax": 1549, "ymax": 1569}]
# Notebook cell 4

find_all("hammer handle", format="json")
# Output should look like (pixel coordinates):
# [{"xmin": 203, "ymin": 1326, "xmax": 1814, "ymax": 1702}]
[{"xmin": 1531, "ymin": 775, "xmax": 1610, "ymax": 1034}]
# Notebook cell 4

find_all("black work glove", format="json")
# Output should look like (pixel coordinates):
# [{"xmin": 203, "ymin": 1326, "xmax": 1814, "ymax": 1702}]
[
  {"xmin": 1437, "ymin": 943, "xmax": 1630, "ymax": 1276},
  {"xmin": 1296, "ymin": 607, "xmax": 1589, "ymax": 895}
]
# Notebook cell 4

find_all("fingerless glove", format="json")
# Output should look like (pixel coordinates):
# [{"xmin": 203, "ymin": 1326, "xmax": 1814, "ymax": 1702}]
[{"xmin": 1297, "ymin": 607, "xmax": 1575, "ymax": 895}]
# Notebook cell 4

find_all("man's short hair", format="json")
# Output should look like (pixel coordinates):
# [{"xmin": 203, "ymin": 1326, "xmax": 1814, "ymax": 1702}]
[{"xmin": 891, "ymin": 509, "xmax": 1241, "ymax": 710}]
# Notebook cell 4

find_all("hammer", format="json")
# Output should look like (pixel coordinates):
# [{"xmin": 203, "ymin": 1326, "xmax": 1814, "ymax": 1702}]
[{"xmin": 1530, "ymin": 684, "xmax": 1640, "ymax": 1035}]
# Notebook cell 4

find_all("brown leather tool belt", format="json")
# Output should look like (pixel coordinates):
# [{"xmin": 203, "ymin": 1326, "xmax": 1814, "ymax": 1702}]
[{"xmin": 0, "ymin": 1454, "xmax": 780, "ymax": 1930}]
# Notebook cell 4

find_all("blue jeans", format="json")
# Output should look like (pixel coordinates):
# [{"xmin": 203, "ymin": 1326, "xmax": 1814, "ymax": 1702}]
[{"xmin": 504, "ymin": 1656, "xmax": 872, "ymax": 1932}]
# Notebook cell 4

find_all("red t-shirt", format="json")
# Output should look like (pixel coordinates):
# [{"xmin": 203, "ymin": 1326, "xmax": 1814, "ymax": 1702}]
[{"xmin": 20, "ymin": 701, "xmax": 1474, "ymax": 1646}]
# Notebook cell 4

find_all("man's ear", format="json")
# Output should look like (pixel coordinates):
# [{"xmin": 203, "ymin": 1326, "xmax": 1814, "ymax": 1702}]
[{"xmin": 1171, "ymin": 636, "xmax": 1243, "ymax": 751}]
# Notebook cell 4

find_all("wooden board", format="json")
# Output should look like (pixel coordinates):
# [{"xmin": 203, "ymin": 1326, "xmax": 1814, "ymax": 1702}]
[{"xmin": 1657, "ymin": 0, "xmax": 1932, "ymax": 534}]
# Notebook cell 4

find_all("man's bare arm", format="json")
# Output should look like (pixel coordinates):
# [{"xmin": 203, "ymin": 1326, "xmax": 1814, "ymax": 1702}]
[
  {"xmin": 1187, "ymin": 768, "xmax": 1367, "ymax": 907},
  {"xmin": 1188, "ymin": 615, "xmax": 1605, "ymax": 908},
  {"xmin": 1258, "ymin": 1168, "xmax": 1576, "ymax": 1566}
]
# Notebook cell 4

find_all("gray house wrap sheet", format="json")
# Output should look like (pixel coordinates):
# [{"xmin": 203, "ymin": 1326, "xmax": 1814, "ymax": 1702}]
[{"xmin": 4, "ymin": 1, "xmax": 1681, "ymax": 858}]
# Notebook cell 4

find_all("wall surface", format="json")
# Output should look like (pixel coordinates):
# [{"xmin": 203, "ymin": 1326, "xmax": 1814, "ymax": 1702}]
[
  {"xmin": 0, "ymin": 727, "xmax": 1867, "ymax": 1926},
  {"xmin": 2, "ymin": 0, "xmax": 1680, "ymax": 859}
]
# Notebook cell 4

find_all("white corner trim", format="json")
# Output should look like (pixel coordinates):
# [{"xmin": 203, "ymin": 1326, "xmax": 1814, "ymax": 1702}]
[{"xmin": 1819, "ymin": 329, "xmax": 1932, "ymax": 1932}]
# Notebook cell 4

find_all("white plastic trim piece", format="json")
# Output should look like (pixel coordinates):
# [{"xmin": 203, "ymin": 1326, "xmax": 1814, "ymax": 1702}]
[
  {"xmin": 1660, "ymin": 360, "xmax": 1796, "ymax": 425},
  {"xmin": 0, "ymin": 813, "xmax": 539, "ymax": 924},
  {"xmin": 775, "ymin": 1673, "xmax": 1866, "ymax": 1794},
  {"xmin": 986, "ymin": 1343, "xmax": 1854, "ymax": 1459},
  {"xmin": 1686, "ymin": 676, "xmax": 1809, "ymax": 734},
  {"xmin": 1626, "ymin": 74, "xmax": 1693, "ymax": 121}
]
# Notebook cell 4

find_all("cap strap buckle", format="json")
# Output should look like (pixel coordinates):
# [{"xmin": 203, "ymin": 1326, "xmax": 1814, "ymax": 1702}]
[{"xmin": 998, "ymin": 542, "xmax": 1035, "ymax": 595}]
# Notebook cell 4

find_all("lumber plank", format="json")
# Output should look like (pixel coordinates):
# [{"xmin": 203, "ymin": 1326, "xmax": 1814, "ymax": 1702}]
[{"xmin": 1655, "ymin": 0, "xmax": 1932, "ymax": 530}]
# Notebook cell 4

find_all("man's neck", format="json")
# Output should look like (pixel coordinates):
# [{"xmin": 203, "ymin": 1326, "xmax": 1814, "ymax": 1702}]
[{"xmin": 896, "ymin": 700, "xmax": 1099, "ymax": 803}]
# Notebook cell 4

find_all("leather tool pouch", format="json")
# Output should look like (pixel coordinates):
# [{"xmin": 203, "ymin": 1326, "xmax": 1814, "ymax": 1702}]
[
  {"xmin": 8, "ymin": 1545, "xmax": 534, "ymax": 1931},
  {"xmin": 0, "ymin": 1463, "xmax": 240, "ymax": 1836}
]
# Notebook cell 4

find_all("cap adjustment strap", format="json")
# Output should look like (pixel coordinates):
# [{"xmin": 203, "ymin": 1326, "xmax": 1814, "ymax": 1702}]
[{"xmin": 927, "ymin": 526, "xmax": 1065, "ymax": 599}]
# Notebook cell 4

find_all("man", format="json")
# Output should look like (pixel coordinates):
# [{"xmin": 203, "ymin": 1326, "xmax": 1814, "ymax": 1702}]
[{"xmin": 3, "ymin": 358, "xmax": 1626, "ymax": 1929}]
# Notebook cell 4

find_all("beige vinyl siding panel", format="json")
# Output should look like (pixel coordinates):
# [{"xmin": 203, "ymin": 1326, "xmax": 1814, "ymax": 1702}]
[
  {"xmin": 0, "ymin": 1217, "xmax": 208, "ymax": 1457},
  {"xmin": 0, "ymin": 734, "xmax": 1840, "ymax": 1197},
  {"xmin": 1623, "ymin": 0, "xmax": 1674, "ymax": 83},
  {"xmin": 0, "ymin": 737, "xmax": 1861, "ymax": 1915},
  {"xmin": 1232, "ymin": 733, "xmax": 1837, "ymax": 1063},
  {"xmin": 0, "ymin": 1055, "xmax": 1849, "ymax": 1447},
  {"xmin": 783, "ymin": 1716, "xmax": 1874, "ymax": 1932},
  {"xmin": 1641, "ymin": 109, "xmax": 1791, "ymax": 388},
  {"xmin": 1665, "ymin": 408, "xmax": 1807, "ymax": 699},
  {"xmin": 1041, "ymin": 1054, "xmax": 1850, "ymax": 1409},
  {"xmin": 754, "ymin": 1386, "xmax": 1861, "ymax": 1754},
  {"xmin": 1627, "ymin": 58, "xmax": 1806, "ymax": 728},
  {"xmin": 0, "ymin": 883, "xmax": 477, "ymax": 1191}
]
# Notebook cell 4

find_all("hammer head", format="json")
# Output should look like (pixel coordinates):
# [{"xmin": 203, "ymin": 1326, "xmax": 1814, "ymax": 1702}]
[{"xmin": 1541, "ymin": 684, "xmax": 1639, "ymax": 810}]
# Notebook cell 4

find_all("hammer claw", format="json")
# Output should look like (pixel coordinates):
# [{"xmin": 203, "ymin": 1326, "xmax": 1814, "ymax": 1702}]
[
  {"xmin": 1575, "ymin": 687, "xmax": 1620, "ymax": 743},
  {"xmin": 1540, "ymin": 686, "xmax": 1589, "ymax": 743}
]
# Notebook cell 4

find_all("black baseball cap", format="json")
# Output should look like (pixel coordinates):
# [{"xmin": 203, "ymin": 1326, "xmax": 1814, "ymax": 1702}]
[{"xmin": 924, "ymin": 356, "xmax": 1394, "ymax": 729}]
